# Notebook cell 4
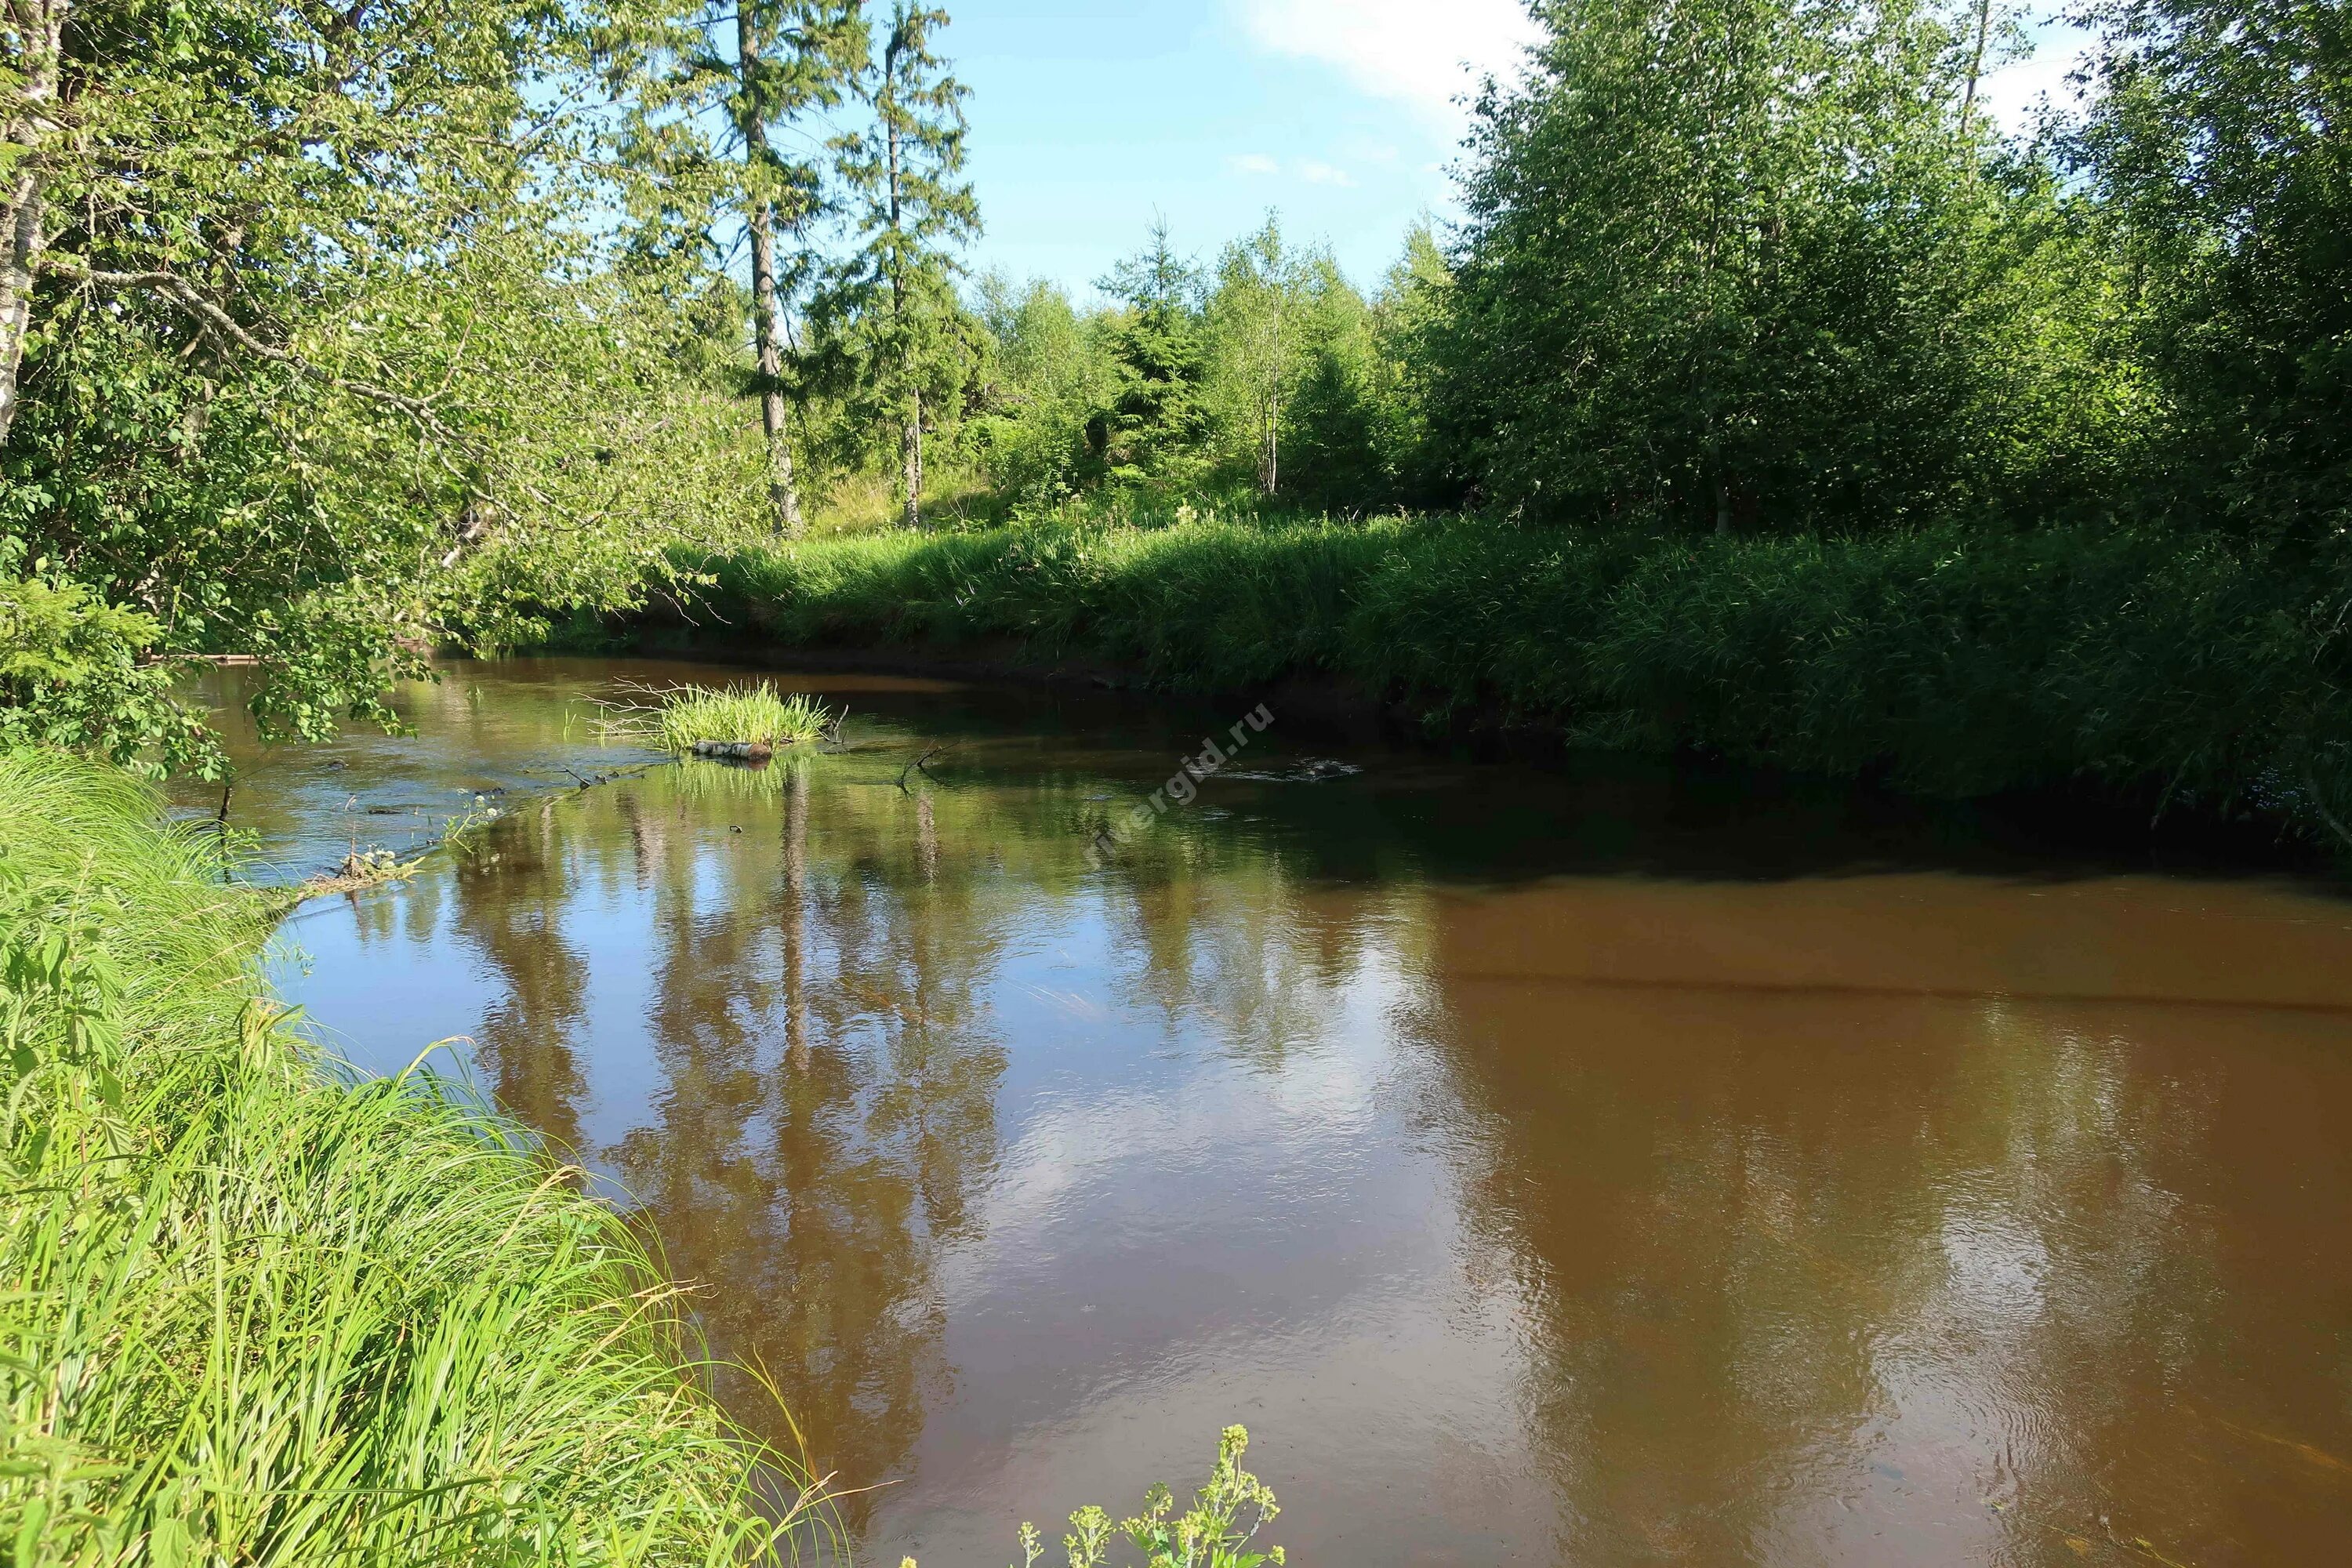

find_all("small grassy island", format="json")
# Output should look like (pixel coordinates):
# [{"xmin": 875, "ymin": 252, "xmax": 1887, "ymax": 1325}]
[{"xmin": 624, "ymin": 681, "xmax": 836, "ymax": 759}]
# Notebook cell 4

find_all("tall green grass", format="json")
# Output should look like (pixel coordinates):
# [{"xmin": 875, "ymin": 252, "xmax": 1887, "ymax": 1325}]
[
  {"xmin": 610, "ymin": 681, "xmax": 833, "ymax": 753},
  {"xmin": 686, "ymin": 510, "xmax": 1388, "ymax": 690},
  {"xmin": 668, "ymin": 507, "xmax": 2352, "ymax": 851},
  {"xmin": 0, "ymin": 750, "xmax": 814, "ymax": 1565}
]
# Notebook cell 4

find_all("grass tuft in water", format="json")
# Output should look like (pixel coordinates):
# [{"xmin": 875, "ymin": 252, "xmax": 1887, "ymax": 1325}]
[
  {"xmin": 0, "ymin": 746, "xmax": 830, "ymax": 1565},
  {"xmin": 614, "ymin": 681, "xmax": 833, "ymax": 756}
]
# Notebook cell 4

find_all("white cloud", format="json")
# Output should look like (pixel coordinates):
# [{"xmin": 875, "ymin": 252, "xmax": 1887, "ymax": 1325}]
[
  {"xmin": 1239, "ymin": 5, "xmax": 2097, "ymax": 145},
  {"xmin": 1297, "ymin": 158, "xmax": 1355, "ymax": 187},
  {"xmin": 1233, "ymin": 0, "xmax": 1541, "ymax": 130},
  {"xmin": 1228, "ymin": 151, "xmax": 1283, "ymax": 176}
]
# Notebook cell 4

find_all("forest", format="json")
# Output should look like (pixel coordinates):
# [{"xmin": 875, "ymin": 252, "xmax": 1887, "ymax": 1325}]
[{"xmin": 3, "ymin": 0, "xmax": 2346, "ymax": 845}]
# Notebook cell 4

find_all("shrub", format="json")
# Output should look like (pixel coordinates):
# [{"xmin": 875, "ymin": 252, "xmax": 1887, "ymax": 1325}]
[{"xmin": 667, "ymin": 508, "xmax": 2352, "ymax": 853}]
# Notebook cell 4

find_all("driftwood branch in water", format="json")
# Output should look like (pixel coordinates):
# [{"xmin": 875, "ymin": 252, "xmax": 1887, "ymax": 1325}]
[{"xmin": 895, "ymin": 746, "xmax": 940, "ymax": 794}]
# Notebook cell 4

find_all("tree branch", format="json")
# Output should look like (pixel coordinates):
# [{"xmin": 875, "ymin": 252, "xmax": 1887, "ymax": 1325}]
[{"xmin": 40, "ymin": 252, "xmax": 472, "ymax": 458}]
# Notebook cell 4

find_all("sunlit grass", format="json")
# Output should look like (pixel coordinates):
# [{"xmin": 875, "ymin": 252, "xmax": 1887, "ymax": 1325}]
[
  {"xmin": 808, "ymin": 463, "xmax": 1007, "ymax": 535},
  {"xmin": 0, "ymin": 748, "xmax": 834, "ymax": 1565},
  {"xmin": 612, "ymin": 681, "xmax": 835, "ymax": 756}
]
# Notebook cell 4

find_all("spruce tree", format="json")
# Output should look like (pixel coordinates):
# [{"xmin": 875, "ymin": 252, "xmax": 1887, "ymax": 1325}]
[
  {"xmin": 624, "ymin": 0, "xmax": 866, "ymax": 535},
  {"xmin": 1091, "ymin": 220, "xmax": 1211, "ymax": 485},
  {"xmin": 825, "ymin": 2, "xmax": 978, "ymax": 527}
]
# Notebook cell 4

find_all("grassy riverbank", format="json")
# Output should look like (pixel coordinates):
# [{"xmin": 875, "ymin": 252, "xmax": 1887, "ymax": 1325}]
[
  {"xmin": 0, "ymin": 750, "xmax": 804, "ymax": 1563},
  {"xmin": 663, "ymin": 507, "xmax": 2352, "ymax": 853}
]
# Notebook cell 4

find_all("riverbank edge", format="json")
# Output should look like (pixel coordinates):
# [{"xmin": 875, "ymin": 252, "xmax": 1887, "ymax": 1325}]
[
  {"xmin": 540, "ymin": 514, "xmax": 2352, "ymax": 867},
  {"xmin": 623, "ymin": 622, "xmax": 1413, "ymax": 741},
  {"xmin": 0, "ymin": 748, "xmax": 808, "ymax": 1563},
  {"xmin": 602, "ymin": 623, "xmax": 2336, "ymax": 870}
]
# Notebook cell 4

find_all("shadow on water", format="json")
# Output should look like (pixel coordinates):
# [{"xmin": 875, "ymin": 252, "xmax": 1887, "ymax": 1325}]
[
  {"xmin": 179, "ymin": 652, "xmax": 2350, "ymax": 895},
  {"xmin": 217, "ymin": 656, "xmax": 2352, "ymax": 1566}
]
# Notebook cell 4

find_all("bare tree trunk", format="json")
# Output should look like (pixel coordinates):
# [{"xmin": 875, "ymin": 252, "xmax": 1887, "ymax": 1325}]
[
  {"xmin": 1959, "ymin": 0, "xmax": 1994, "ymax": 135},
  {"xmin": 1, "ymin": 173, "xmax": 47, "ymax": 448},
  {"xmin": 0, "ymin": 0, "xmax": 66, "ymax": 449},
  {"xmin": 1715, "ymin": 477, "xmax": 1733, "ymax": 536},
  {"xmin": 884, "ymin": 85, "xmax": 920, "ymax": 530},
  {"xmin": 1269, "ymin": 382, "xmax": 1278, "ymax": 495},
  {"xmin": 902, "ymin": 389, "xmax": 922, "ymax": 528},
  {"xmin": 1255, "ymin": 289, "xmax": 1283, "ymax": 497},
  {"xmin": 746, "ymin": 204, "xmax": 804, "ymax": 535},
  {"xmin": 736, "ymin": 8, "xmax": 803, "ymax": 535},
  {"xmin": 1259, "ymin": 387, "xmax": 1279, "ymax": 496}
]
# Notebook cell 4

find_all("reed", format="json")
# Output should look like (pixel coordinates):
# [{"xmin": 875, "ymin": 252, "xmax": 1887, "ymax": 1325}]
[{"xmin": 0, "ymin": 748, "xmax": 826, "ymax": 1566}]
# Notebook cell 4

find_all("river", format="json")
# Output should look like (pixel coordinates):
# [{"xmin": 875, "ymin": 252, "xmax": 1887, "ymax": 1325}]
[{"xmin": 176, "ymin": 655, "xmax": 2352, "ymax": 1566}]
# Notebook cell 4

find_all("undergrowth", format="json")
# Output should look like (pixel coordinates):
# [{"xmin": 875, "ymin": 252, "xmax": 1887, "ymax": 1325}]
[{"xmin": 1004, "ymin": 1425, "xmax": 1284, "ymax": 1568}]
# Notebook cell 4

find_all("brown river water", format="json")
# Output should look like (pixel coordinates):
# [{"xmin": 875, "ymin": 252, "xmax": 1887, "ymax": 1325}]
[{"xmin": 176, "ymin": 657, "xmax": 2352, "ymax": 1566}]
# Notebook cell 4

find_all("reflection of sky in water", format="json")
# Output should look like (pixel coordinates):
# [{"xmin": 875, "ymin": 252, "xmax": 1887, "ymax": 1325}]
[
  {"xmin": 255, "ymin": 658, "xmax": 2352, "ymax": 1568},
  {"xmin": 176, "ymin": 664, "xmax": 668, "ymax": 879}
]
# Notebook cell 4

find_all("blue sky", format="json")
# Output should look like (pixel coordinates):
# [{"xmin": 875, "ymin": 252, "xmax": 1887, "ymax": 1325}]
[
  {"xmin": 940, "ymin": 1, "xmax": 1540, "ymax": 298},
  {"xmin": 919, "ymin": 2, "xmax": 2094, "ymax": 303}
]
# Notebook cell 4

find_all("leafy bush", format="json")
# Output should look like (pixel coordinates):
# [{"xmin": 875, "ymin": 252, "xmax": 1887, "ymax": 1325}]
[
  {"xmin": 0, "ymin": 563, "xmax": 218, "ymax": 775},
  {"xmin": 1002, "ymin": 1426, "xmax": 1283, "ymax": 1568}
]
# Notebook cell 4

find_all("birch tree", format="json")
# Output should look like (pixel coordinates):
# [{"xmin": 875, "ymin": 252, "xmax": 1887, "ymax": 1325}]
[
  {"xmin": 0, "ymin": 0, "xmax": 65, "ymax": 445},
  {"xmin": 1208, "ymin": 213, "xmax": 1313, "ymax": 498},
  {"xmin": 1, "ymin": 0, "xmax": 763, "ymax": 756},
  {"xmin": 1423, "ymin": 0, "xmax": 2097, "ymax": 531},
  {"xmin": 2071, "ymin": 0, "xmax": 2352, "ymax": 537}
]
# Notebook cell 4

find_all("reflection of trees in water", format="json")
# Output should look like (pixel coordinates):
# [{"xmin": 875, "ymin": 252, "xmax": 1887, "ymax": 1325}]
[
  {"xmin": 1102, "ymin": 859, "xmax": 1393, "ymax": 1072},
  {"xmin": 444, "ymin": 798, "xmax": 593, "ymax": 1156},
  {"xmin": 291, "ymin": 681, "xmax": 2352, "ymax": 1563},
  {"xmin": 565, "ymin": 757, "xmax": 1391, "ymax": 1506},
  {"xmin": 589, "ymin": 760, "xmax": 1015, "ymax": 1518},
  {"xmin": 382, "ymin": 753, "xmax": 1034, "ymax": 1516},
  {"xmin": 1408, "ymin": 891, "xmax": 2288, "ymax": 1563}
]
